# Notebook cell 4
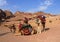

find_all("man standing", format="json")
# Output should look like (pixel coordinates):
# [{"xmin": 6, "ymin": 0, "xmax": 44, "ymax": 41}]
[{"xmin": 37, "ymin": 15, "xmax": 46, "ymax": 31}]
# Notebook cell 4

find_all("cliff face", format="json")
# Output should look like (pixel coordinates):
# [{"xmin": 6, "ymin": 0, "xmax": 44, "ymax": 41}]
[
  {"xmin": 0, "ymin": 9, "xmax": 6, "ymax": 19},
  {"xmin": 0, "ymin": 9, "xmax": 14, "ymax": 20}
]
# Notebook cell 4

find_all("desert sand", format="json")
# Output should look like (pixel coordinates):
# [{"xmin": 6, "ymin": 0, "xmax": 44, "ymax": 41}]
[{"xmin": 0, "ymin": 15, "xmax": 60, "ymax": 42}]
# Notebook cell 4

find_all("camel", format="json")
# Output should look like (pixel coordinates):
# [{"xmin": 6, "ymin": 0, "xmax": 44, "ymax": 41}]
[{"xmin": 28, "ymin": 18, "xmax": 43, "ymax": 34}]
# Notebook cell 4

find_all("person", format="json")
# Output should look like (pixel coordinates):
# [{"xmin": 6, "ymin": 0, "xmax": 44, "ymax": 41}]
[
  {"xmin": 18, "ymin": 21, "xmax": 23, "ymax": 32},
  {"xmin": 24, "ymin": 17, "xmax": 28, "ymax": 23},
  {"xmin": 37, "ymin": 15, "xmax": 46, "ymax": 31},
  {"xmin": 20, "ymin": 20, "xmax": 32, "ymax": 35}
]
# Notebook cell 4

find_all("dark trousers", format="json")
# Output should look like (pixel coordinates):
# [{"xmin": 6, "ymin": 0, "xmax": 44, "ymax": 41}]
[{"xmin": 41, "ymin": 22, "xmax": 45, "ymax": 30}]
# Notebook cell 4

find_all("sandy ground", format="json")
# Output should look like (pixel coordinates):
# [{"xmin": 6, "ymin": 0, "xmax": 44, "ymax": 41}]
[{"xmin": 0, "ymin": 18, "xmax": 60, "ymax": 42}]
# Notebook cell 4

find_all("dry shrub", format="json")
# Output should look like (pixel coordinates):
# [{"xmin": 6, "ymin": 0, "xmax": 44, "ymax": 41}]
[{"xmin": 49, "ymin": 20, "xmax": 52, "ymax": 23}]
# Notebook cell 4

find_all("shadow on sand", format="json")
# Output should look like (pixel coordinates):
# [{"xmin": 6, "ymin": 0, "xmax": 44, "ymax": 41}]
[
  {"xmin": 0, "ymin": 32, "xmax": 10, "ymax": 36},
  {"xmin": 45, "ymin": 28, "xmax": 50, "ymax": 31},
  {"xmin": 41, "ymin": 28, "xmax": 50, "ymax": 32}
]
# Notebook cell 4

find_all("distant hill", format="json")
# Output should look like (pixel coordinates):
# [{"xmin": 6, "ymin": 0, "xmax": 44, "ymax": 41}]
[
  {"xmin": 0, "ymin": 9, "xmax": 56, "ymax": 21},
  {"xmin": 4, "ymin": 10, "xmax": 14, "ymax": 19}
]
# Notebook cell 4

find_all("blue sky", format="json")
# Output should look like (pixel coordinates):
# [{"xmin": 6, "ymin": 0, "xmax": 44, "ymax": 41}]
[{"xmin": 0, "ymin": 0, "xmax": 60, "ymax": 15}]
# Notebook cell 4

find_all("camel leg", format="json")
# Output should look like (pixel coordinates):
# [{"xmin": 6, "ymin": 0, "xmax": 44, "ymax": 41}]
[{"xmin": 37, "ymin": 26, "xmax": 41, "ymax": 34}]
